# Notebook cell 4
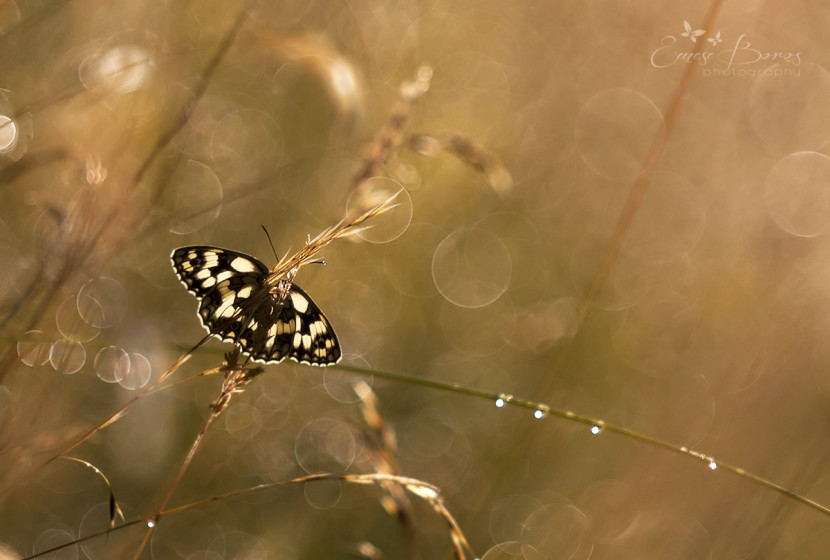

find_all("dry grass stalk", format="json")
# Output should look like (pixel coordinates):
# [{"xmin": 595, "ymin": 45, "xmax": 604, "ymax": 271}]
[
  {"xmin": 353, "ymin": 66, "xmax": 433, "ymax": 189},
  {"xmin": 131, "ymin": 349, "xmax": 265, "ymax": 558},
  {"xmin": 0, "ymin": 1, "xmax": 254, "ymax": 384},
  {"xmin": 409, "ymin": 132, "xmax": 513, "ymax": 197},
  {"xmin": 353, "ymin": 380, "xmax": 415, "ymax": 559},
  {"xmin": 209, "ymin": 349, "xmax": 264, "ymax": 414},
  {"xmin": 60, "ymin": 456, "xmax": 125, "ymax": 528},
  {"xmin": 26, "ymin": 471, "xmax": 475, "ymax": 560},
  {"xmin": 268, "ymin": 191, "xmax": 400, "ymax": 287},
  {"xmin": 4, "ymin": 55, "xmax": 410, "ymax": 509},
  {"xmin": 355, "ymin": 380, "xmax": 398, "ymax": 466},
  {"xmin": 6, "ymin": 56, "xmax": 449, "ymax": 557},
  {"xmin": 344, "ymin": 474, "xmax": 475, "ymax": 560}
]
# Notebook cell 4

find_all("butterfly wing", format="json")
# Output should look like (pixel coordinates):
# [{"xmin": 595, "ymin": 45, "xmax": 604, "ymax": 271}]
[
  {"xmin": 171, "ymin": 246, "xmax": 270, "ymax": 344},
  {"xmin": 171, "ymin": 245, "xmax": 341, "ymax": 366},
  {"xmin": 244, "ymin": 285, "xmax": 341, "ymax": 366}
]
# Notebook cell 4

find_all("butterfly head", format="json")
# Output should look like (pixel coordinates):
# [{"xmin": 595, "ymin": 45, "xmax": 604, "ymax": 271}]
[{"xmin": 269, "ymin": 267, "xmax": 299, "ymax": 303}]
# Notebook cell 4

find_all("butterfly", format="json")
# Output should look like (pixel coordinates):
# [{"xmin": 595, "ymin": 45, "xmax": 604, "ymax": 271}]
[
  {"xmin": 171, "ymin": 246, "xmax": 341, "ymax": 366},
  {"xmin": 680, "ymin": 20, "xmax": 705, "ymax": 43}
]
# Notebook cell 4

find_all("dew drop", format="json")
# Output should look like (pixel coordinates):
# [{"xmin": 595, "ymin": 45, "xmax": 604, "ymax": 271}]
[
  {"xmin": 495, "ymin": 393, "xmax": 513, "ymax": 408},
  {"xmin": 147, "ymin": 520, "xmax": 155, "ymax": 528},
  {"xmin": 708, "ymin": 461, "xmax": 717, "ymax": 470},
  {"xmin": 495, "ymin": 398, "xmax": 505, "ymax": 408},
  {"xmin": 590, "ymin": 425, "xmax": 603, "ymax": 435},
  {"xmin": 533, "ymin": 405, "xmax": 549, "ymax": 419}
]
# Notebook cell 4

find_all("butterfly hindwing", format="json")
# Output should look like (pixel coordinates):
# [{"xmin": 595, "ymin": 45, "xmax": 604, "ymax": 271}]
[
  {"xmin": 171, "ymin": 245, "xmax": 341, "ymax": 366},
  {"xmin": 239, "ymin": 285, "xmax": 341, "ymax": 365}
]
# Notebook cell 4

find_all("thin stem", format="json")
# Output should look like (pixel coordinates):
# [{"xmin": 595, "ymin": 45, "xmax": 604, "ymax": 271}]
[
  {"xmin": 334, "ymin": 363, "xmax": 830, "ymax": 518},
  {"xmin": 546, "ymin": 0, "xmax": 725, "ymax": 395},
  {"xmin": 131, "ymin": 411, "xmax": 219, "ymax": 559},
  {"xmin": 0, "ymin": 334, "xmax": 213, "ymax": 499},
  {"xmin": 22, "ymin": 473, "xmax": 467, "ymax": 560}
]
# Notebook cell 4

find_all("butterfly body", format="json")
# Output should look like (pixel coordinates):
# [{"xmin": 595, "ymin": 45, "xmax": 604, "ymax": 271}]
[{"xmin": 171, "ymin": 246, "xmax": 341, "ymax": 366}]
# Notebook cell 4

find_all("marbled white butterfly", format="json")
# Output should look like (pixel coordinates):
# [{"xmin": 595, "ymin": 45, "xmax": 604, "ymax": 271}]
[{"xmin": 171, "ymin": 246, "xmax": 341, "ymax": 366}]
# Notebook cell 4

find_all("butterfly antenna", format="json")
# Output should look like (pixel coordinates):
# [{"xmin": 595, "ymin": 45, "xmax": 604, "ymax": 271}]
[{"xmin": 261, "ymin": 225, "xmax": 281, "ymax": 263}]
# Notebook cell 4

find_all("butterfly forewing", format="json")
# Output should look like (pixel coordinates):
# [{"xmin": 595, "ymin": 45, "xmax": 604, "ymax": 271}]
[
  {"xmin": 171, "ymin": 247, "xmax": 268, "ymax": 341},
  {"xmin": 171, "ymin": 246, "xmax": 341, "ymax": 366}
]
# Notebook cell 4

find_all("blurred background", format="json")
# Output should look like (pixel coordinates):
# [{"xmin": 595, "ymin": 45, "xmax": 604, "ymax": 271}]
[{"xmin": 1, "ymin": 0, "xmax": 830, "ymax": 558}]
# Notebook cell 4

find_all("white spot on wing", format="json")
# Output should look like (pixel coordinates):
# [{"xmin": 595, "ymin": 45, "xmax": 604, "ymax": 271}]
[
  {"xmin": 215, "ymin": 291, "xmax": 239, "ymax": 318},
  {"xmin": 231, "ymin": 257, "xmax": 258, "ymax": 273},
  {"xmin": 217, "ymin": 302, "xmax": 237, "ymax": 318},
  {"xmin": 290, "ymin": 291, "xmax": 309, "ymax": 314},
  {"xmin": 237, "ymin": 286, "xmax": 253, "ymax": 299}
]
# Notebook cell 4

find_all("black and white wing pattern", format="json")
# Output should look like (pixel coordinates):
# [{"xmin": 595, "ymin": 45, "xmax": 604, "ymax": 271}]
[{"xmin": 170, "ymin": 246, "xmax": 341, "ymax": 366}]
